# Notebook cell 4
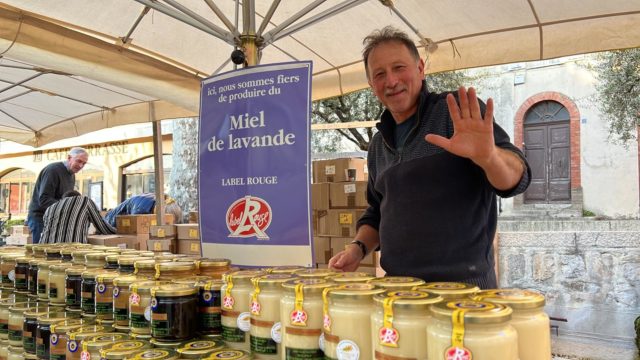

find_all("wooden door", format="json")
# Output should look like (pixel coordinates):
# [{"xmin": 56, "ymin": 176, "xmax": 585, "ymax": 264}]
[{"xmin": 524, "ymin": 123, "xmax": 570, "ymax": 203}]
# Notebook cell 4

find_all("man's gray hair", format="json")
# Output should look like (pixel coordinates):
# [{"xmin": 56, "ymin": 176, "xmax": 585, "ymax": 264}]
[
  {"xmin": 362, "ymin": 26, "xmax": 420, "ymax": 77},
  {"xmin": 69, "ymin": 147, "xmax": 88, "ymax": 157}
]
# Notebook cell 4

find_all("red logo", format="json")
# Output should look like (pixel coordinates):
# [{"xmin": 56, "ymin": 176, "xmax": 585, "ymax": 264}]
[
  {"xmin": 378, "ymin": 327, "xmax": 399, "ymax": 347},
  {"xmin": 290, "ymin": 310, "xmax": 307, "ymax": 326},
  {"xmin": 250, "ymin": 301, "xmax": 261, "ymax": 315},
  {"xmin": 445, "ymin": 346, "xmax": 472, "ymax": 360},
  {"xmin": 226, "ymin": 196, "xmax": 272, "ymax": 239},
  {"xmin": 222, "ymin": 295, "xmax": 235, "ymax": 310}
]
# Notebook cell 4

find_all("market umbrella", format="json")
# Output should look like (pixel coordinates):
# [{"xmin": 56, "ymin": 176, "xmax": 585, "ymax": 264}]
[{"xmin": 1, "ymin": 0, "xmax": 640, "ymax": 147}]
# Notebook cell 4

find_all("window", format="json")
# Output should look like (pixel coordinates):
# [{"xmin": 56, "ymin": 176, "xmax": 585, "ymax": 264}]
[{"xmin": 121, "ymin": 155, "xmax": 172, "ymax": 201}]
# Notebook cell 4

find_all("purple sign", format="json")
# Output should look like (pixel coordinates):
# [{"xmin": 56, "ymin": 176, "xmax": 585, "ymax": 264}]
[{"xmin": 198, "ymin": 61, "xmax": 313, "ymax": 267}]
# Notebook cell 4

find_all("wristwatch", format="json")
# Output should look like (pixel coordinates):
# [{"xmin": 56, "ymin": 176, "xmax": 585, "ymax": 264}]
[{"xmin": 349, "ymin": 240, "xmax": 367, "ymax": 260}]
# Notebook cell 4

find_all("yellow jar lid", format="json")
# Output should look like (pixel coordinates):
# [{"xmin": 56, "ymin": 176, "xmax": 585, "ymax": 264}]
[
  {"xmin": 152, "ymin": 283, "xmax": 198, "ymax": 297},
  {"xmin": 28, "ymin": 258, "xmax": 45, "ymax": 266},
  {"xmin": 67, "ymin": 326, "xmax": 109, "ymax": 340},
  {"xmin": 37, "ymin": 313, "xmax": 72, "ymax": 324},
  {"xmin": 293, "ymin": 268, "xmax": 336, "ymax": 278},
  {"xmin": 128, "ymin": 349, "xmax": 178, "ymax": 360},
  {"xmin": 373, "ymin": 290, "xmax": 443, "ymax": 310},
  {"xmin": 134, "ymin": 259, "xmax": 160, "ymax": 270},
  {"xmin": 96, "ymin": 272, "xmax": 121, "ymax": 284},
  {"xmin": 430, "ymin": 299, "xmax": 513, "ymax": 324},
  {"xmin": 369, "ymin": 276, "xmax": 425, "ymax": 289},
  {"xmin": 117, "ymin": 256, "xmax": 142, "ymax": 266},
  {"xmin": 129, "ymin": 280, "xmax": 167, "ymax": 295},
  {"xmin": 471, "ymin": 289, "xmax": 545, "ymax": 309},
  {"xmin": 155, "ymin": 261, "xmax": 197, "ymax": 273},
  {"xmin": 65, "ymin": 266, "xmax": 88, "ymax": 276},
  {"xmin": 177, "ymin": 339, "xmax": 225, "ymax": 358},
  {"xmin": 414, "ymin": 282, "xmax": 480, "ymax": 297},
  {"xmin": 198, "ymin": 258, "xmax": 231, "ymax": 268},
  {"xmin": 223, "ymin": 270, "xmax": 266, "ymax": 284},
  {"xmin": 282, "ymin": 278, "xmax": 334, "ymax": 293},
  {"xmin": 100, "ymin": 340, "xmax": 150, "ymax": 358},
  {"xmin": 173, "ymin": 278, "xmax": 223, "ymax": 291},
  {"xmin": 50, "ymin": 323, "xmax": 84, "ymax": 335},
  {"xmin": 85, "ymin": 252, "xmax": 108, "ymax": 261},
  {"xmin": 82, "ymin": 269, "xmax": 116, "ymax": 279},
  {"xmin": 15, "ymin": 256, "xmax": 33, "ymax": 264},
  {"xmin": 252, "ymin": 273, "xmax": 297, "ymax": 287},
  {"xmin": 327, "ymin": 283, "xmax": 385, "ymax": 299},
  {"xmin": 204, "ymin": 350, "xmax": 251, "ymax": 359},
  {"xmin": 263, "ymin": 265, "xmax": 304, "ymax": 274},
  {"xmin": 113, "ymin": 275, "xmax": 140, "ymax": 287},
  {"xmin": 331, "ymin": 272, "xmax": 376, "ymax": 283},
  {"xmin": 8, "ymin": 303, "xmax": 31, "ymax": 313},
  {"xmin": 49, "ymin": 263, "xmax": 76, "ymax": 273},
  {"xmin": 149, "ymin": 338, "xmax": 186, "ymax": 349},
  {"xmin": 35, "ymin": 259, "xmax": 62, "ymax": 269},
  {"xmin": 105, "ymin": 254, "xmax": 120, "ymax": 263},
  {"xmin": 23, "ymin": 309, "xmax": 48, "ymax": 319},
  {"xmin": 0, "ymin": 253, "xmax": 25, "ymax": 261},
  {"xmin": 85, "ymin": 333, "xmax": 130, "ymax": 350}
]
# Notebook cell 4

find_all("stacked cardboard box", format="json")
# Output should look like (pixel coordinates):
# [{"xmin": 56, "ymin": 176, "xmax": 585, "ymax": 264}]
[
  {"xmin": 148, "ymin": 224, "xmax": 177, "ymax": 253},
  {"xmin": 311, "ymin": 157, "xmax": 376, "ymax": 274},
  {"xmin": 5, "ymin": 225, "xmax": 32, "ymax": 245},
  {"xmin": 175, "ymin": 224, "xmax": 201, "ymax": 255},
  {"xmin": 115, "ymin": 214, "xmax": 175, "ymax": 251}
]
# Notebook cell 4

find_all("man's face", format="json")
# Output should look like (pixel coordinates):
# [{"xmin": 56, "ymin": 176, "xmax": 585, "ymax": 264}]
[
  {"xmin": 67, "ymin": 153, "xmax": 88, "ymax": 174},
  {"xmin": 367, "ymin": 41, "xmax": 425, "ymax": 123}
]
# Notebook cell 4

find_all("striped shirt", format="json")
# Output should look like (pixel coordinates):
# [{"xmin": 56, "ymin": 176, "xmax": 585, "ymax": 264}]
[{"xmin": 41, "ymin": 195, "xmax": 116, "ymax": 244}]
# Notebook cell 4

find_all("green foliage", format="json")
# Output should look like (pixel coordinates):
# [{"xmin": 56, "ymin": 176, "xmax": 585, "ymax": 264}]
[
  {"xmin": 594, "ymin": 48, "xmax": 640, "ymax": 145},
  {"xmin": 582, "ymin": 209, "xmax": 596, "ymax": 217},
  {"xmin": 311, "ymin": 70, "xmax": 481, "ymax": 153},
  {"xmin": 5, "ymin": 219, "xmax": 24, "ymax": 227}
]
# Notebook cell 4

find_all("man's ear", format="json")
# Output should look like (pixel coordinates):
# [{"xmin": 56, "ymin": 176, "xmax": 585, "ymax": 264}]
[{"xmin": 418, "ymin": 58, "xmax": 425, "ymax": 75}]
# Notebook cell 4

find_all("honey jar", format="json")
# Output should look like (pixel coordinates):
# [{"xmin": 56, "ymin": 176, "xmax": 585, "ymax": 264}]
[
  {"xmin": 173, "ymin": 278, "xmax": 222, "ymax": 335},
  {"xmin": 368, "ymin": 276, "xmax": 425, "ymax": 291},
  {"xmin": 197, "ymin": 259, "xmax": 231, "ymax": 279},
  {"xmin": 413, "ymin": 282, "xmax": 480, "ymax": 300},
  {"xmin": 150, "ymin": 284, "xmax": 197, "ymax": 341},
  {"xmin": 220, "ymin": 270, "xmax": 265, "ymax": 351},
  {"xmin": 112, "ymin": 275, "xmax": 140, "ymax": 327},
  {"xmin": 176, "ymin": 339, "xmax": 225, "ymax": 359}
]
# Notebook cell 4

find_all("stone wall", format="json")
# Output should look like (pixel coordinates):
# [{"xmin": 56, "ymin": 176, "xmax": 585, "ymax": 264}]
[
  {"xmin": 498, "ymin": 222, "xmax": 640, "ymax": 341},
  {"xmin": 168, "ymin": 118, "xmax": 199, "ymax": 222}
]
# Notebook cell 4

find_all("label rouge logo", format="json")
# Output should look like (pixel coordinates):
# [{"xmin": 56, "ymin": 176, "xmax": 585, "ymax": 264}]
[{"xmin": 226, "ymin": 196, "xmax": 272, "ymax": 239}]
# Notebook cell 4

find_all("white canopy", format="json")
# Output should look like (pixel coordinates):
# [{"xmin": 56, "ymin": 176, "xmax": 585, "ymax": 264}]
[{"xmin": 1, "ymin": 0, "xmax": 640, "ymax": 146}]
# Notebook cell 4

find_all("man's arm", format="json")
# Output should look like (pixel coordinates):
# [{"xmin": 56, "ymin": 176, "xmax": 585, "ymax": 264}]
[
  {"xmin": 37, "ymin": 168, "xmax": 60, "ymax": 209},
  {"xmin": 474, "ymin": 146, "xmax": 525, "ymax": 191},
  {"xmin": 87, "ymin": 198, "xmax": 116, "ymax": 234},
  {"xmin": 328, "ymin": 224, "xmax": 380, "ymax": 272}
]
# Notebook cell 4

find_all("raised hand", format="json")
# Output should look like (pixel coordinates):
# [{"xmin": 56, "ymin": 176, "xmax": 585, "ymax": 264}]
[{"xmin": 425, "ymin": 86, "xmax": 496, "ymax": 167}]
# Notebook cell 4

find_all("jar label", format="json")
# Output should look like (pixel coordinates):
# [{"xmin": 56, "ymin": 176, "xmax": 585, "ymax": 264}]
[
  {"xmin": 50, "ymin": 333, "xmax": 59, "ymax": 345},
  {"xmin": 285, "ymin": 347, "xmax": 324, "ymax": 360},
  {"xmin": 290, "ymin": 309, "xmax": 307, "ymax": 326},
  {"xmin": 250, "ymin": 300, "xmax": 261, "ymax": 315},
  {"xmin": 113, "ymin": 286, "xmax": 120, "ymax": 298},
  {"xmin": 115, "ymin": 307, "xmax": 129, "ymax": 322},
  {"xmin": 378, "ymin": 327, "xmax": 399, "ymax": 348},
  {"xmin": 7, "ymin": 270, "xmax": 14, "ymax": 282},
  {"xmin": 81, "ymin": 350, "xmax": 91, "ymax": 360},
  {"xmin": 445, "ymin": 346, "xmax": 472, "ymax": 360},
  {"xmin": 337, "ymin": 340, "xmax": 360, "ymax": 360},
  {"xmin": 271, "ymin": 322, "xmax": 282, "ymax": 344},
  {"xmin": 68, "ymin": 340, "xmax": 79, "ymax": 352},
  {"xmin": 130, "ymin": 292, "xmax": 141, "ymax": 305},
  {"xmin": 237, "ymin": 312, "xmax": 250, "ymax": 332},
  {"xmin": 96, "ymin": 301, "xmax": 112, "ymax": 315},
  {"xmin": 222, "ymin": 295, "xmax": 235, "ymax": 310},
  {"xmin": 130, "ymin": 312, "xmax": 150, "ymax": 329},
  {"xmin": 250, "ymin": 334, "xmax": 277, "ymax": 354},
  {"xmin": 24, "ymin": 336, "xmax": 36, "ymax": 352},
  {"xmin": 221, "ymin": 325, "xmax": 245, "ymax": 343},
  {"xmin": 318, "ymin": 333, "xmax": 325, "ymax": 352},
  {"xmin": 323, "ymin": 314, "xmax": 331, "ymax": 332},
  {"xmin": 97, "ymin": 283, "xmax": 107, "ymax": 294},
  {"xmin": 49, "ymin": 287, "xmax": 58, "ymax": 298},
  {"xmin": 144, "ymin": 306, "xmax": 152, "ymax": 322}
]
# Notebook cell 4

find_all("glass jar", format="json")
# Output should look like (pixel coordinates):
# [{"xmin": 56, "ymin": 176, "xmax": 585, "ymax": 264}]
[
  {"xmin": 414, "ymin": 282, "xmax": 480, "ymax": 300},
  {"xmin": 173, "ymin": 278, "xmax": 222, "ymax": 335},
  {"xmin": 64, "ymin": 267, "xmax": 86, "ymax": 311},
  {"xmin": 371, "ymin": 290, "xmax": 442, "ymax": 359},
  {"xmin": 44, "ymin": 246, "xmax": 63, "ymax": 261},
  {"xmin": 112, "ymin": 275, "xmax": 139, "ymax": 327},
  {"xmin": 203, "ymin": 349, "xmax": 251, "ymax": 360},
  {"xmin": 280, "ymin": 278, "xmax": 334, "ymax": 359},
  {"xmin": 154, "ymin": 262, "xmax": 197, "ymax": 281},
  {"xmin": 6, "ymin": 346, "xmax": 24, "ymax": 360},
  {"xmin": 428, "ymin": 299, "xmax": 518, "ymax": 360},
  {"xmin": 59, "ymin": 248, "xmax": 75, "ymax": 262},
  {"xmin": 127, "ymin": 348, "xmax": 179, "ymax": 360},
  {"xmin": 83, "ymin": 253, "xmax": 107, "ymax": 269},
  {"xmin": 80, "ymin": 334, "xmax": 131, "ymax": 360},
  {"xmin": 220, "ymin": 270, "xmax": 266, "ymax": 351},
  {"xmin": 27, "ymin": 260, "xmax": 42, "ymax": 298},
  {"xmin": 35, "ymin": 313, "xmax": 69, "ymax": 360},
  {"xmin": 70, "ymin": 251, "xmax": 93, "ymax": 266},
  {"xmin": 323, "ymin": 283, "xmax": 385, "ymax": 360},
  {"xmin": 13, "ymin": 258, "xmax": 32, "ymax": 293},
  {"xmin": 133, "ymin": 260, "xmax": 162, "ymax": 280},
  {"xmin": 82, "ymin": 270, "xmax": 115, "ymax": 315},
  {"xmin": 128, "ymin": 281, "xmax": 166, "ymax": 335},
  {"xmin": 30, "ymin": 246, "xmax": 45, "ymax": 259},
  {"xmin": 197, "ymin": 259, "xmax": 231, "ymax": 279},
  {"xmin": 472, "ymin": 289, "xmax": 550, "ymax": 360},
  {"xmin": 48, "ymin": 264, "xmax": 74, "ymax": 306},
  {"xmin": 249, "ymin": 274, "xmax": 296, "ymax": 359},
  {"xmin": 0, "ymin": 299, "xmax": 25, "ymax": 341},
  {"xmin": 1, "ymin": 254, "xmax": 25, "ymax": 289},
  {"xmin": 21, "ymin": 310, "xmax": 47, "ymax": 355},
  {"xmin": 150, "ymin": 284, "xmax": 197, "ymax": 341},
  {"xmin": 49, "ymin": 322, "xmax": 84, "ymax": 360},
  {"xmin": 292, "ymin": 268, "xmax": 336, "ymax": 279},
  {"xmin": 330, "ymin": 272, "xmax": 375, "ymax": 284},
  {"xmin": 37, "ymin": 261, "xmax": 61, "ymax": 300},
  {"xmin": 64, "ymin": 326, "xmax": 109, "ymax": 360},
  {"xmin": 263, "ymin": 266, "xmax": 304, "ymax": 274},
  {"xmin": 98, "ymin": 339, "xmax": 151, "ymax": 360},
  {"xmin": 176, "ymin": 339, "xmax": 225, "ymax": 359},
  {"xmin": 116, "ymin": 256, "xmax": 139, "ymax": 275},
  {"xmin": 368, "ymin": 276, "xmax": 425, "ymax": 291},
  {"xmin": 0, "ymin": 339, "xmax": 7, "ymax": 359},
  {"xmin": 148, "ymin": 338, "xmax": 185, "ymax": 349},
  {"xmin": 104, "ymin": 255, "xmax": 120, "ymax": 271},
  {"xmin": 95, "ymin": 273, "xmax": 120, "ymax": 320},
  {"xmin": 8, "ymin": 304, "xmax": 31, "ymax": 347}
]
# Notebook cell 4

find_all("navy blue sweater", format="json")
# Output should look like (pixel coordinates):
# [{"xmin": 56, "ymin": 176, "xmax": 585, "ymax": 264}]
[
  {"xmin": 28, "ymin": 162, "xmax": 75, "ymax": 220},
  {"xmin": 357, "ymin": 84, "xmax": 531, "ymax": 288}
]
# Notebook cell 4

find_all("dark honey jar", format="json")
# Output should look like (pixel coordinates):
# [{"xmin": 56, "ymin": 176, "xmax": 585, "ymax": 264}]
[
  {"xmin": 27, "ymin": 260, "xmax": 41, "ymax": 297},
  {"xmin": 150, "ymin": 284, "xmax": 197, "ymax": 341},
  {"xmin": 36, "ymin": 313, "xmax": 70, "ymax": 360},
  {"xmin": 22, "ymin": 309, "xmax": 48, "ymax": 354},
  {"xmin": 174, "ymin": 278, "xmax": 222, "ymax": 335},
  {"xmin": 14, "ymin": 257, "xmax": 31, "ymax": 292},
  {"xmin": 65, "ymin": 267, "xmax": 85, "ymax": 310}
]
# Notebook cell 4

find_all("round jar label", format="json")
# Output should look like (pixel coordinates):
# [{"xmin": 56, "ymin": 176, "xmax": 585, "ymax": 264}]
[
  {"xmin": 445, "ymin": 346, "xmax": 472, "ymax": 360},
  {"xmin": 7, "ymin": 270, "xmax": 15, "ymax": 282},
  {"xmin": 68, "ymin": 340, "xmax": 78, "ymax": 352},
  {"xmin": 144, "ymin": 306, "xmax": 152, "ymax": 322},
  {"xmin": 81, "ymin": 350, "xmax": 91, "ymax": 360},
  {"xmin": 113, "ymin": 286, "xmax": 120, "ymax": 298},
  {"xmin": 237, "ymin": 312, "xmax": 250, "ymax": 332},
  {"xmin": 97, "ymin": 283, "xmax": 107, "ymax": 294},
  {"xmin": 270, "ymin": 322, "xmax": 282, "ymax": 344},
  {"xmin": 337, "ymin": 340, "xmax": 360, "ymax": 360},
  {"xmin": 150, "ymin": 297, "xmax": 158, "ymax": 310},
  {"xmin": 130, "ymin": 293, "xmax": 140, "ymax": 305},
  {"xmin": 203, "ymin": 291, "xmax": 213, "ymax": 303},
  {"xmin": 50, "ymin": 333, "xmax": 59, "ymax": 345},
  {"xmin": 318, "ymin": 333, "xmax": 325, "ymax": 352}
]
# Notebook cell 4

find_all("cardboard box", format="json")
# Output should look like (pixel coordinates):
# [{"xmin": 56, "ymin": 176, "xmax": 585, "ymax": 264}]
[
  {"xmin": 178, "ymin": 239, "xmax": 202, "ymax": 255},
  {"xmin": 322, "ymin": 209, "xmax": 364, "ymax": 237},
  {"xmin": 5, "ymin": 235, "xmax": 32, "ymax": 245},
  {"xmin": 313, "ymin": 236, "xmax": 332, "ymax": 265},
  {"xmin": 311, "ymin": 183, "xmax": 330, "ymax": 211},
  {"xmin": 312, "ymin": 210, "xmax": 329, "ymax": 235},
  {"xmin": 313, "ymin": 158, "xmax": 367, "ymax": 183},
  {"xmin": 147, "ymin": 238, "xmax": 177, "ymax": 253},
  {"xmin": 188, "ymin": 211, "xmax": 199, "ymax": 224},
  {"xmin": 87, "ymin": 234, "xmax": 139, "ymax": 249},
  {"xmin": 329, "ymin": 181, "xmax": 368, "ymax": 208},
  {"xmin": 330, "ymin": 237, "xmax": 377, "ymax": 267},
  {"xmin": 175, "ymin": 224, "xmax": 200, "ymax": 240},
  {"xmin": 10, "ymin": 225, "xmax": 30, "ymax": 236},
  {"xmin": 150, "ymin": 225, "xmax": 177, "ymax": 239},
  {"xmin": 116, "ymin": 214, "xmax": 174, "ymax": 235}
]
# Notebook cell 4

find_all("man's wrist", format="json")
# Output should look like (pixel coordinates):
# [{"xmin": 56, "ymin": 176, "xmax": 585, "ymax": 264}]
[{"xmin": 349, "ymin": 240, "xmax": 367, "ymax": 260}]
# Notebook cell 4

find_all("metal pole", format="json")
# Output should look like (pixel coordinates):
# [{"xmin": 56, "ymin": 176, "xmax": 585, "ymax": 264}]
[
  {"xmin": 151, "ymin": 103, "xmax": 166, "ymax": 226},
  {"xmin": 241, "ymin": 0, "xmax": 258, "ymax": 66}
]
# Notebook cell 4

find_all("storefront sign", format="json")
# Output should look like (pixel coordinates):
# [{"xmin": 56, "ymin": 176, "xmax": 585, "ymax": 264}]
[{"xmin": 199, "ymin": 61, "xmax": 313, "ymax": 267}]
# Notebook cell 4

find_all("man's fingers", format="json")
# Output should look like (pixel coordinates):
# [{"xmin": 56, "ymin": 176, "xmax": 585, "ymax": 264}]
[
  {"xmin": 467, "ymin": 87, "xmax": 483, "ymax": 120},
  {"xmin": 425, "ymin": 134, "xmax": 450, "ymax": 151},
  {"xmin": 446, "ymin": 93, "xmax": 461, "ymax": 122},
  {"xmin": 457, "ymin": 86, "xmax": 470, "ymax": 119},
  {"xmin": 484, "ymin": 98, "xmax": 494, "ymax": 123}
]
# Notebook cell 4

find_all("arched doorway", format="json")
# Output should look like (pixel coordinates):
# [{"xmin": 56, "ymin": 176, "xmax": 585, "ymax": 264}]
[{"xmin": 523, "ymin": 100, "xmax": 571, "ymax": 203}]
